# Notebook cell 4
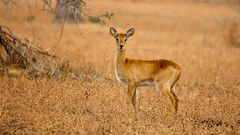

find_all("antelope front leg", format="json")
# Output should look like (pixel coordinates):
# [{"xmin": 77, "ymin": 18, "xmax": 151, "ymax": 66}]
[{"xmin": 127, "ymin": 83, "xmax": 137, "ymax": 109}]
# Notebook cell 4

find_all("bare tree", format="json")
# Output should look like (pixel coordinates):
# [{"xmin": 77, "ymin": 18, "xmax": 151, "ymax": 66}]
[{"xmin": 55, "ymin": 0, "xmax": 85, "ymax": 23}]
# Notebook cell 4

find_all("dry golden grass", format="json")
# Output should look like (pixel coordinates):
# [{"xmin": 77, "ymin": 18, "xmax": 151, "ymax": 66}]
[{"xmin": 0, "ymin": 0, "xmax": 240, "ymax": 134}]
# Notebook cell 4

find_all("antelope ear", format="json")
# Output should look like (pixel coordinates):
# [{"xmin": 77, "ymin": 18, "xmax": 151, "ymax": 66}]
[
  {"xmin": 126, "ymin": 28, "xmax": 135, "ymax": 38},
  {"xmin": 109, "ymin": 27, "xmax": 118, "ymax": 38}
]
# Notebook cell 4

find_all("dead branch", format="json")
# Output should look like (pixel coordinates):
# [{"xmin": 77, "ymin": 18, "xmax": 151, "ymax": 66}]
[
  {"xmin": 0, "ymin": 26, "xmax": 71, "ymax": 78},
  {"xmin": 42, "ymin": 0, "xmax": 54, "ymax": 13}
]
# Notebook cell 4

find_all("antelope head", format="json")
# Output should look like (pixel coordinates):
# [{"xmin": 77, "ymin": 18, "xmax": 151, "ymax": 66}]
[{"xmin": 109, "ymin": 27, "xmax": 135, "ymax": 51}]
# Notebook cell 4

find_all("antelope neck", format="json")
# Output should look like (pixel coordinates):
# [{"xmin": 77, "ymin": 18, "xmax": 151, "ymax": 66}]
[
  {"xmin": 115, "ymin": 49, "xmax": 127, "ymax": 84},
  {"xmin": 116, "ymin": 49, "xmax": 126, "ymax": 67}
]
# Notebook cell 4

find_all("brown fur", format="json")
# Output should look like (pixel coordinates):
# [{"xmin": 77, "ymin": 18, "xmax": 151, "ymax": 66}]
[{"xmin": 110, "ymin": 27, "xmax": 181, "ymax": 112}]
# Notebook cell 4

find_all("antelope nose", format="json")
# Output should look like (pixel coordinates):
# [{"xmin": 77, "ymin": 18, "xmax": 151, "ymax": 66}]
[{"xmin": 119, "ymin": 45, "xmax": 124, "ymax": 49}]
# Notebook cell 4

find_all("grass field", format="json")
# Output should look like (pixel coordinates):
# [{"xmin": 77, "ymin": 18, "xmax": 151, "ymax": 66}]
[{"xmin": 0, "ymin": 0, "xmax": 240, "ymax": 134}]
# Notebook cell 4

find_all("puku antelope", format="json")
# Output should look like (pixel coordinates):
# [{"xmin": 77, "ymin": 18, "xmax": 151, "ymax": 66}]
[{"xmin": 109, "ymin": 27, "xmax": 181, "ymax": 112}]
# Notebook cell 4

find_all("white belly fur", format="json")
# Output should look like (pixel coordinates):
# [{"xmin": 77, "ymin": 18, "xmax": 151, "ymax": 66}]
[
  {"xmin": 115, "ymin": 71, "xmax": 155, "ymax": 87},
  {"xmin": 138, "ymin": 80, "xmax": 155, "ymax": 87}
]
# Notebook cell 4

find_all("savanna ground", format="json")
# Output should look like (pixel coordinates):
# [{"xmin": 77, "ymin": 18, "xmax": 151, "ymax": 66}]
[{"xmin": 0, "ymin": 0, "xmax": 240, "ymax": 134}]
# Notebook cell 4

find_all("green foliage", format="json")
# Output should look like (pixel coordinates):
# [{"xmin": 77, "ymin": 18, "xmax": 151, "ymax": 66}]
[
  {"xmin": 88, "ymin": 12, "xmax": 114, "ymax": 25},
  {"xmin": 26, "ymin": 15, "xmax": 35, "ymax": 22}
]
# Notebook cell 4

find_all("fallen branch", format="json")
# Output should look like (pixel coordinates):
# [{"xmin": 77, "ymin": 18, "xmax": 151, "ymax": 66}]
[{"xmin": 0, "ymin": 26, "xmax": 73, "ymax": 78}]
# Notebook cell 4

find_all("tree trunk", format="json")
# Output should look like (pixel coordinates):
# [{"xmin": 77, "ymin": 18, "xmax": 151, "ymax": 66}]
[{"xmin": 55, "ymin": 0, "xmax": 84, "ymax": 23}]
